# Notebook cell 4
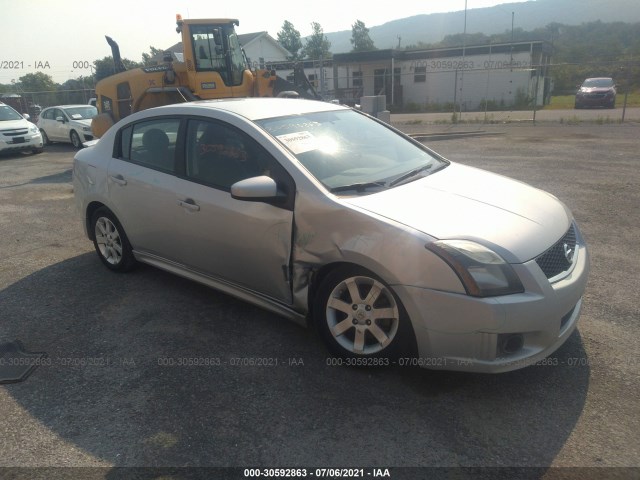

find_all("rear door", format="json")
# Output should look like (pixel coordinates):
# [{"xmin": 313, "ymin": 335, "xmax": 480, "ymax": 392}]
[{"xmin": 106, "ymin": 117, "xmax": 183, "ymax": 260}]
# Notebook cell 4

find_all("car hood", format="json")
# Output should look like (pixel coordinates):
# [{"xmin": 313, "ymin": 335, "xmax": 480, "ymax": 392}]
[
  {"xmin": 579, "ymin": 87, "xmax": 614, "ymax": 93},
  {"xmin": 70, "ymin": 118, "xmax": 92, "ymax": 127},
  {"xmin": 343, "ymin": 163, "xmax": 571, "ymax": 263},
  {"xmin": 0, "ymin": 119, "xmax": 32, "ymax": 130}
]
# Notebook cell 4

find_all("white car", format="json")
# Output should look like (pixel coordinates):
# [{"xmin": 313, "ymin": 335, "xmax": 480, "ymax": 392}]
[
  {"xmin": 73, "ymin": 98, "xmax": 589, "ymax": 373},
  {"xmin": 37, "ymin": 104, "xmax": 98, "ymax": 148},
  {"xmin": 0, "ymin": 102, "xmax": 43, "ymax": 155}
]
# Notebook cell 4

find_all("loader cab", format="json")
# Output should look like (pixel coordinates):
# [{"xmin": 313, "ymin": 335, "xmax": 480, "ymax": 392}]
[{"xmin": 178, "ymin": 17, "xmax": 254, "ymax": 98}]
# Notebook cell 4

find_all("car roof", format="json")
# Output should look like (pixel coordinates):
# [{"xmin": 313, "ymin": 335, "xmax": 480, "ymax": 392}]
[
  {"xmin": 44, "ymin": 104, "xmax": 95, "ymax": 109},
  {"xmin": 149, "ymin": 98, "xmax": 348, "ymax": 121}
]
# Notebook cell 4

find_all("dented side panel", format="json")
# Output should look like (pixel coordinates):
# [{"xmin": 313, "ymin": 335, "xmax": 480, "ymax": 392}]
[{"xmin": 290, "ymin": 189, "xmax": 466, "ymax": 314}]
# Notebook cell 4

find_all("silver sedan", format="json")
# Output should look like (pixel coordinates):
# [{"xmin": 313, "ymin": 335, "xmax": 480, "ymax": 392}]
[{"xmin": 73, "ymin": 98, "xmax": 589, "ymax": 372}]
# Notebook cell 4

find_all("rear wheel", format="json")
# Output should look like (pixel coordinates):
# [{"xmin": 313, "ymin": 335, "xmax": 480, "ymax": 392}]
[
  {"xmin": 90, "ymin": 207, "xmax": 136, "ymax": 272},
  {"xmin": 314, "ymin": 266, "xmax": 414, "ymax": 360},
  {"xmin": 70, "ymin": 130, "xmax": 82, "ymax": 149}
]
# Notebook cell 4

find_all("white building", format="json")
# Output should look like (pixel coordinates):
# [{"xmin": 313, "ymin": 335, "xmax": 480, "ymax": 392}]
[{"xmin": 330, "ymin": 41, "xmax": 553, "ymax": 110}]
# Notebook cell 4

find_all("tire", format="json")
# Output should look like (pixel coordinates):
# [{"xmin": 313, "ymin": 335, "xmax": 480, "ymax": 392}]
[
  {"xmin": 40, "ymin": 129, "xmax": 50, "ymax": 146},
  {"xmin": 90, "ymin": 207, "xmax": 136, "ymax": 272},
  {"xmin": 70, "ymin": 130, "xmax": 82, "ymax": 149},
  {"xmin": 32, "ymin": 148, "xmax": 43, "ymax": 154},
  {"xmin": 314, "ymin": 265, "xmax": 414, "ymax": 360}
]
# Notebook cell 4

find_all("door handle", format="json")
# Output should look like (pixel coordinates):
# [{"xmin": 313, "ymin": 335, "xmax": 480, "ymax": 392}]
[
  {"xmin": 109, "ymin": 174, "xmax": 127, "ymax": 186},
  {"xmin": 178, "ymin": 198, "xmax": 200, "ymax": 212}
]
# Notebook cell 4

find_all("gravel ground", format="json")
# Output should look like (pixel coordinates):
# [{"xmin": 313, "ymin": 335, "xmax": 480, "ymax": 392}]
[{"xmin": 0, "ymin": 121, "xmax": 638, "ymax": 478}]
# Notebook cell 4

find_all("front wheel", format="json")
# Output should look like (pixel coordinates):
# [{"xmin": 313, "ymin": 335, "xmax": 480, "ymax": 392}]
[
  {"xmin": 314, "ymin": 266, "xmax": 414, "ymax": 360},
  {"xmin": 90, "ymin": 207, "xmax": 136, "ymax": 272},
  {"xmin": 70, "ymin": 130, "xmax": 82, "ymax": 149},
  {"xmin": 40, "ymin": 129, "xmax": 50, "ymax": 146}
]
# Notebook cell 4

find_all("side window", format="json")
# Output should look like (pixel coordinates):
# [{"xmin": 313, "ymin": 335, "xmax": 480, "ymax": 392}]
[
  {"xmin": 43, "ymin": 109, "xmax": 54, "ymax": 120},
  {"xmin": 186, "ymin": 120, "xmax": 259, "ymax": 189},
  {"xmin": 118, "ymin": 125, "xmax": 133, "ymax": 160},
  {"xmin": 125, "ymin": 119, "xmax": 180, "ymax": 173},
  {"xmin": 185, "ymin": 119, "xmax": 290, "ymax": 194}
]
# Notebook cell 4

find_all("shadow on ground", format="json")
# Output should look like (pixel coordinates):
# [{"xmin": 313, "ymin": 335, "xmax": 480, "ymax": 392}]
[{"xmin": 1, "ymin": 253, "xmax": 589, "ymax": 468}]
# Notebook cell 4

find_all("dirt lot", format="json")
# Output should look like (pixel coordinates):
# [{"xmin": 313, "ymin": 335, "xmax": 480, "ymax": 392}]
[{"xmin": 0, "ymin": 122, "xmax": 638, "ymax": 478}]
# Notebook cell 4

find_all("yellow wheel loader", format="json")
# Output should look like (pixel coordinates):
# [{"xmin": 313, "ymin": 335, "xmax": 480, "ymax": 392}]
[{"xmin": 92, "ymin": 15, "xmax": 320, "ymax": 138}]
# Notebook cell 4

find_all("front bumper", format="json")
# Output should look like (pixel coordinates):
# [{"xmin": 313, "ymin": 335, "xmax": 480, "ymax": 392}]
[
  {"xmin": 394, "ymin": 241, "xmax": 590, "ymax": 373},
  {"xmin": 0, "ymin": 132, "xmax": 43, "ymax": 154},
  {"xmin": 575, "ymin": 94, "xmax": 615, "ymax": 108},
  {"xmin": 80, "ymin": 130, "xmax": 94, "ymax": 142}
]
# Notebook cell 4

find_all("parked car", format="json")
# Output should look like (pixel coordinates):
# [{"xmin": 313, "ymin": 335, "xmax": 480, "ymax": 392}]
[
  {"xmin": 73, "ymin": 98, "xmax": 589, "ymax": 373},
  {"xmin": 37, "ymin": 104, "xmax": 98, "ymax": 148},
  {"xmin": 575, "ymin": 77, "xmax": 616, "ymax": 109},
  {"xmin": 0, "ymin": 101, "xmax": 44, "ymax": 155}
]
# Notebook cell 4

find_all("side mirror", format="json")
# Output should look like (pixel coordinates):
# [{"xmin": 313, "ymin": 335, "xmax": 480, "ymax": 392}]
[
  {"xmin": 231, "ymin": 176, "xmax": 278, "ymax": 201},
  {"xmin": 56, "ymin": 116, "xmax": 65, "ymax": 123},
  {"xmin": 22, "ymin": 113, "xmax": 30, "ymax": 121}
]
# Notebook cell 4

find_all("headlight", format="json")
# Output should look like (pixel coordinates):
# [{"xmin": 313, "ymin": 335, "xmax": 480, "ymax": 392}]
[
  {"xmin": 82, "ymin": 126, "xmax": 91, "ymax": 132},
  {"xmin": 426, "ymin": 240, "xmax": 524, "ymax": 297},
  {"xmin": 29, "ymin": 125, "xmax": 38, "ymax": 133}
]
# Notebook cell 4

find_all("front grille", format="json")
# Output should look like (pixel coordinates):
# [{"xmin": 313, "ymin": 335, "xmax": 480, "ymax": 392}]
[
  {"xmin": 1, "ymin": 128, "xmax": 29, "ymax": 137},
  {"xmin": 536, "ymin": 224, "xmax": 577, "ymax": 279}
]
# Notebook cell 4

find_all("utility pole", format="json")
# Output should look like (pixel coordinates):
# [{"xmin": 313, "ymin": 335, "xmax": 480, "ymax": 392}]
[{"xmin": 459, "ymin": 0, "xmax": 468, "ymax": 121}]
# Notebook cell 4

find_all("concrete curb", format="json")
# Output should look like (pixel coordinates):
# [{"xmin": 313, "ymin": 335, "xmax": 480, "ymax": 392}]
[{"xmin": 408, "ymin": 131, "xmax": 505, "ymax": 141}]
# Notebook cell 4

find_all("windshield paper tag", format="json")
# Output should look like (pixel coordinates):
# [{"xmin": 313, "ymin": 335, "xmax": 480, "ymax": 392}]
[{"xmin": 277, "ymin": 131, "xmax": 317, "ymax": 154}]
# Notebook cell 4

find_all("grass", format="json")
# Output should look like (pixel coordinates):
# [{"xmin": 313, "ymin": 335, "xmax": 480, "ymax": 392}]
[{"xmin": 546, "ymin": 92, "xmax": 640, "ymax": 110}]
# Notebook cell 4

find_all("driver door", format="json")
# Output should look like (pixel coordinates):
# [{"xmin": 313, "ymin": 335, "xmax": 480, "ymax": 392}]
[{"xmin": 172, "ymin": 118, "xmax": 296, "ymax": 303}]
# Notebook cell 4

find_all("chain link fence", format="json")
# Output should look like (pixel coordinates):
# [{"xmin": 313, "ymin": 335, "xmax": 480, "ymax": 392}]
[{"xmin": 4, "ymin": 59, "xmax": 637, "ymax": 124}]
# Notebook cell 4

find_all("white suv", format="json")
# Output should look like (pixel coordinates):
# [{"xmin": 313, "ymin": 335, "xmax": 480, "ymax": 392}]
[{"xmin": 0, "ymin": 102, "xmax": 44, "ymax": 155}]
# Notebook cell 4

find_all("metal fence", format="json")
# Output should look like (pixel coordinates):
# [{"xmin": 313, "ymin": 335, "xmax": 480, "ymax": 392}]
[{"xmin": 4, "ymin": 59, "xmax": 638, "ymax": 124}]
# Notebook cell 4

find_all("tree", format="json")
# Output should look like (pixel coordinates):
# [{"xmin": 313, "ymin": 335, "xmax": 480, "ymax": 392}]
[
  {"xmin": 93, "ymin": 56, "xmax": 142, "ymax": 83},
  {"xmin": 17, "ymin": 72, "xmax": 57, "ymax": 93},
  {"xmin": 141, "ymin": 46, "xmax": 164, "ymax": 66},
  {"xmin": 350, "ymin": 20, "xmax": 376, "ymax": 52},
  {"xmin": 277, "ymin": 21, "xmax": 303, "ymax": 61},
  {"xmin": 303, "ymin": 22, "xmax": 332, "ymax": 60}
]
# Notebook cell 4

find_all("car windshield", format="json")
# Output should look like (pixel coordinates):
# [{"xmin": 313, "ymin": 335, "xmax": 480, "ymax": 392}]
[
  {"xmin": 256, "ymin": 109, "xmax": 446, "ymax": 192},
  {"xmin": 0, "ymin": 105, "xmax": 24, "ymax": 121},
  {"xmin": 582, "ymin": 78, "xmax": 614, "ymax": 88},
  {"xmin": 63, "ymin": 106, "xmax": 98, "ymax": 120}
]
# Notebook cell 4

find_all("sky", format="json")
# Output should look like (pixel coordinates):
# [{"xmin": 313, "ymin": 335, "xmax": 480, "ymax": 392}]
[{"xmin": 1, "ymin": 0, "xmax": 530, "ymax": 84}]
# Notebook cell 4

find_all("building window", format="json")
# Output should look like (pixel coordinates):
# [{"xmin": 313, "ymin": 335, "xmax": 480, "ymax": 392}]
[
  {"xmin": 414, "ymin": 66, "xmax": 426, "ymax": 83},
  {"xmin": 352, "ymin": 71, "xmax": 363, "ymax": 87},
  {"xmin": 308, "ymin": 73, "xmax": 318, "ymax": 88}
]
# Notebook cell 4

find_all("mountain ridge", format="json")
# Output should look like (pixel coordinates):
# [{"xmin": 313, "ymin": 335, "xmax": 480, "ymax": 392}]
[{"xmin": 320, "ymin": 0, "xmax": 640, "ymax": 53}]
